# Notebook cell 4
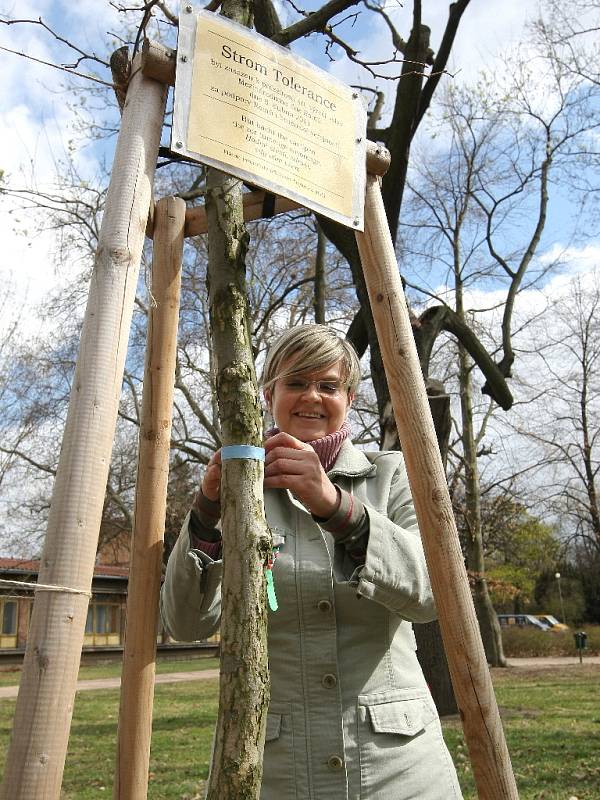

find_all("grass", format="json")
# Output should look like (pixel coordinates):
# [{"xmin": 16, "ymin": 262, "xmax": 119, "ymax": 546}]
[
  {"xmin": 501, "ymin": 624, "xmax": 600, "ymax": 658},
  {"xmin": 443, "ymin": 665, "xmax": 600, "ymax": 800},
  {"xmin": 0, "ymin": 663, "xmax": 598, "ymax": 798},
  {"xmin": 0, "ymin": 679, "xmax": 217, "ymax": 799}
]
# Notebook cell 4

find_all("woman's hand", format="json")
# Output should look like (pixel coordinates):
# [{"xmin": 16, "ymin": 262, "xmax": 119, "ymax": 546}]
[
  {"xmin": 264, "ymin": 432, "xmax": 340, "ymax": 519},
  {"xmin": 201, "ymin": 450, "xmax": 222, "ymax": 502}
]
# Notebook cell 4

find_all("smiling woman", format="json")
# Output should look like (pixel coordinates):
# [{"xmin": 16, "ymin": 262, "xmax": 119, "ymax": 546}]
[
  {"xmin": 160, "ymin": 324, "xmax": 462, "ymax": 800},
  {"xmin": 262, "ymin": 326, "xmax": 357, "ymax": 442}
]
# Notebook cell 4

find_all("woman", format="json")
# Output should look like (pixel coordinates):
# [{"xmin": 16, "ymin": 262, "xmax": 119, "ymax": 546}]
[{"xmin": 160, "ymin": 325, "xmax": 462, "ymax": 800}]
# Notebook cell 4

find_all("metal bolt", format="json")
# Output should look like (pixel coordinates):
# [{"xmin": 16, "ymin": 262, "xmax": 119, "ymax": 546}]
[
  {"xmin": 181, "ymin": 55, "xmax": 188, "ymax": 62},
  {"xmin": 185, "ymin": 4, "xmax": 193, "ymax": 11},
  {"xmin": 356, "ymin": 137, "xmax": 362, "ymax": 144},
  {"xmin": 175, "ymin": 141, "xmax": 183, "ymax": 148},
  {"xmin": 353, "ymin": 218, "xmax": 359, "ymax": 227},
  {"xmin": 352, "ymin": 92, "xmax": 359, "ymax": 99}
]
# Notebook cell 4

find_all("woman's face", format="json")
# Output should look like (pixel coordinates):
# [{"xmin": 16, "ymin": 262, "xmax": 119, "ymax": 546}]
[{"xmin": 264, "ymin": 361, "xmax": 353, "ymax": 441}]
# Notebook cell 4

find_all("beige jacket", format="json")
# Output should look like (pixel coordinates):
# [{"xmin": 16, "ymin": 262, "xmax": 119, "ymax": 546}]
[{"xmin": 160, "ymin": 440, "xmax": 462, "ymax": 799}]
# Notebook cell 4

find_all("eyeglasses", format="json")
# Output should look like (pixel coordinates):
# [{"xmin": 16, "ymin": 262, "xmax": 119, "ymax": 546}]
[{"xmin": 279, "ymin": 377, "xmax": 344, "ymax": 397}]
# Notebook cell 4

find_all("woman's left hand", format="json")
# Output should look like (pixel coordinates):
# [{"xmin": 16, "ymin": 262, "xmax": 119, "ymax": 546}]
[{"xmin": 264, "ymin": 432, "xmax": 340, "ymax": 519}]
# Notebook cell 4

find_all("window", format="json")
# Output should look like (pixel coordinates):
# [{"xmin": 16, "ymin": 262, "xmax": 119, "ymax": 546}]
[
  {"xmin": 1, "ymin": 601, "xmax": 16, "ymax": 635},
  {"xmin": 84, "ymin": 602, "xmax": 121, "ymax": 646},
  {"xmin": 0, "ymin": 599, "xmax": 18, "ymax": 648}
]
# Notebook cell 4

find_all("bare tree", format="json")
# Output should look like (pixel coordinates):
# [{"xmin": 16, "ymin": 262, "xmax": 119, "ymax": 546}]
[
  {"xmin": 396, "ymin": 26, "xmax": 600, "ymax": 662},
  {"xmin": 515, "ymin": 271, "xmax": 600, "ymax": 556}
]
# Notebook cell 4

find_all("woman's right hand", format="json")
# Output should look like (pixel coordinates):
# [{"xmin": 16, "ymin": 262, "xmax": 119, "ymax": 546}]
[{"xmin": 201, "ymin": 450, "xmax": 222, "ymax": 502}]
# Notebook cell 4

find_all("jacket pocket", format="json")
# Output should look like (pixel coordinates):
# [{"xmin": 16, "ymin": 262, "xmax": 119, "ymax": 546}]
[
  {"xmin": 261, "ymin": 703, "xmax": 296, "ymax": 800},
  {"xmin": 357, "ymin": 689, "xmax": 460, "ymax": 799}
]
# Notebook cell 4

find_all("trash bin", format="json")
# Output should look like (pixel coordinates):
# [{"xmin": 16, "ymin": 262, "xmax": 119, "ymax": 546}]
[{"xmin": 574, "ymin": 631, "xmax": 587, "ymax": 662}]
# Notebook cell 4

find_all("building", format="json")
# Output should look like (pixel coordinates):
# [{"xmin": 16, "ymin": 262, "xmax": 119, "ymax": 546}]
[
  {"xmin": 0, "ymin": 558, "xmax": 129, "ymax": 651},
  {"xmin": 0, "ymin": 558, "xmax": 218, "ymax": 659}
]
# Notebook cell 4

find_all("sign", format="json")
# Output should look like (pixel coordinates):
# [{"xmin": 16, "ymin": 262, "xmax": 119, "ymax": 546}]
[{"xmin": 172, "ymin": 9, "xmax": 367, "ymax": 229}]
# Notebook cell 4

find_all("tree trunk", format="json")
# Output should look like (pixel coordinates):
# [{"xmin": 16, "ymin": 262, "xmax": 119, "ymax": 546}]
[
  {"xmin": 413, "ymin": 381, "xmax": 456, "ymax": 715},
  {"xmin": 204, "ymin": 7, "xmax": 271, "ymax": 799},
  {"xmin": 313, "ymin": 223, "xmax": 326, "ymax": 324},
  {"xmin": 413, "ymin": 620, "xmax": 456, "ymax": 716},
  {"xmin": 458, "ymin": 344, "xmax": 506, "ymax": 667},
  {"xmin": 205, "ymin": 168, "xmax": 271, "ymax": 800}
]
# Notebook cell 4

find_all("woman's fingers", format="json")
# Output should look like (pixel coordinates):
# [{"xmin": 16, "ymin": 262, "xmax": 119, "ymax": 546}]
[
  {"xmin": 265, "ymin": 445, "xmax": 317, "ymax": 465},
  {"xmin": 264, "ymin": 431, "xmax": 311, "ymax": 453},
  {"xmin": 264, "ymin": 456, "xmax": 312, "ymax": 477},
  {"xmin": 201, "ymin": 449, "xmax": 222, "ymax": 502}
]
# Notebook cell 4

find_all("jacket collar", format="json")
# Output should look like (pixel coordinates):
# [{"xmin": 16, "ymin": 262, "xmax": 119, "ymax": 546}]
[{"xmin": 326, "ymin": 439, "xmax": 377, "ymax": 479}]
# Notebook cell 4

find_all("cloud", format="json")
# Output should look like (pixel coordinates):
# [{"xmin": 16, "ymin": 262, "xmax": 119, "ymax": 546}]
[
  {"xmin": 538, "ymin": 242, "xmax": 600, "ymax": 271},
  {"xmin": 320, "ymin": 0, "xmax": 536, "ymax": 105},
  {"xmin": 0, "ymin": 3, "xmax": 120, "ymax": 327}
]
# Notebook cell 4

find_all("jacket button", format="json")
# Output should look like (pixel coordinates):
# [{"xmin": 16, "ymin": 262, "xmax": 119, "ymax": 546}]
[
  {"xmin": 328, "ymin": 755, "xmax": 344, "ymax": 770},
  {"xmin": 317, "ymin": 599, "xmax": 332, "ymax": 612},
  {"xmin": 322, "ymin": 673, "xmax": 337, "ymax": 689}
]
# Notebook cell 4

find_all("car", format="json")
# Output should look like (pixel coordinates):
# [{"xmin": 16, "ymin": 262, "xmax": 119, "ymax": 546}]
[
  {"xmin": 533, "ymin": 614, "xmax": 569, "ymax": 631},
  {"xmin": 496, "ymin": 613, "xmax": 551, "ymax": 630}
]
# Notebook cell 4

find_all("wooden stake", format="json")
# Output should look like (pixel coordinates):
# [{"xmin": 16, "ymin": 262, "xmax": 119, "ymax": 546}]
[
  {"xmin": 184, "ymin": 190, "xmax": 300, "ymax": 237},
  {"xmin": 0, "ymin": 58, "xmax": 167, "ymax": 800},
  {"xmin": 355, "ymin": 152, "xmax": 519, "ymax": 800},
  {"xmin": 114, "ymin": 196, "xmax": 185, "ymax": 800}
]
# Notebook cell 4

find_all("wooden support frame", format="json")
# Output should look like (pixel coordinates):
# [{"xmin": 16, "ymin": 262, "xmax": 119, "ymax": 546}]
[
  {"xmin": 0, "ymin": 56, "xmax": 168, "ymax": 800},
  {"xmin": 2, "ymin": 35, "xmax": 518, "ymax": 800},
  {"xmin": 114, "ymin": 197, "xmax": 186, "ymax": 800},
  {"xmin": 355, "ymin": 146, "xmax": 518, "ymax": 800}
]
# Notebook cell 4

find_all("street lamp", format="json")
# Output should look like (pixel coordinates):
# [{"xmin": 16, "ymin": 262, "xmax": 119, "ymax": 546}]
[{"xmin": 555, "ymin": 572, "xmax": 566, "ymax": 625}]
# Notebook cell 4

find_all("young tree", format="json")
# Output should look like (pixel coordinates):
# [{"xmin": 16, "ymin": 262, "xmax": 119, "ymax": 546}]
[{"xmin": 471, "ymin": 494, "xmax": 560, "ymax": 613}]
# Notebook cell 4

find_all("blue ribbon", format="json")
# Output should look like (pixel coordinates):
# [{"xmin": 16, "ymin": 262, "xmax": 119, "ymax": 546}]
[{"xmin": 221, "ymin": 445, "xmax": 266, "ymax": 461}]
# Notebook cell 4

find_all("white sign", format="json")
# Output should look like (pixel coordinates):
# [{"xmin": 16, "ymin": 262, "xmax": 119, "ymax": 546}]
[{"xmin": 172, "ymin": 9, "xmax": 367, "ymax": 230}]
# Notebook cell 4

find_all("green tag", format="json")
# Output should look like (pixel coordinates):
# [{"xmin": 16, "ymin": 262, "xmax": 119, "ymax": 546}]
[{"xmin": 265, "ymin": 568, "xmax": 278, "ymax": 612}]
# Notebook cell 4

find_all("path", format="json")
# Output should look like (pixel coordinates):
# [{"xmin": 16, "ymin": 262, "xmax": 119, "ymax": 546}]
[
  {"xmin": 0, "ymin": 668, "xmax": 220, "ymax": 699},
  {"xmin": 506, "ymin": 655, "xmax": 599, "ymax": 668}
]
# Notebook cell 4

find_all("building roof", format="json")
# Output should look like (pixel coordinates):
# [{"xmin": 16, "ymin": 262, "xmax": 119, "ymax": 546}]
[{"xmin": 0, "ymin": 558, "xmax": 129, "ymax": 579}]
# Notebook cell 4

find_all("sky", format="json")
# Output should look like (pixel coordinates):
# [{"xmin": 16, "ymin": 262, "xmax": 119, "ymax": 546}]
[
  {"xmin": 0, "ymin": 0, "xmax": 566, "ymax": 323},
  {"xmin": 0, "ymin": 0, "xmax": 598, "ymax": 552},
  {"xmin": 1, "ymin": 0, "xmax": 597, "ymax": 366}
]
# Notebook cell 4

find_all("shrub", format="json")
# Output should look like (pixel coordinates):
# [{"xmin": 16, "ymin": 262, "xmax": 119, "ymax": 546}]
[{"xmin": 501, "ymin": 624, "xmax": 600, "ymax": 657}]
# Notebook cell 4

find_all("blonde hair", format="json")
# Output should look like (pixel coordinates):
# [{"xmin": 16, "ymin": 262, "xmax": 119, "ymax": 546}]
[{"xmin": 262, "ymin": 325, "xmax": 360, "ymax": 393}]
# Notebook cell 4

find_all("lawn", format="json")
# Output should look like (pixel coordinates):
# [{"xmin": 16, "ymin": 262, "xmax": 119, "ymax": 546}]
[
  {"xmin": 0, "ymin": 663, "xmax": 598, "ymax": 798},
  {"xmin": 444, "ymin": 664, "xmax": 600, "ymax": 800},
  {"xmin": 0, "ymin": 677, "xmax": 217, "ymax": 799}
]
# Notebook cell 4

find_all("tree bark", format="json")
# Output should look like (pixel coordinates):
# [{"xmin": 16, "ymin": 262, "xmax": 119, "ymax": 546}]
[
  {"xmin": 313, "ymin": 223, "xmax": 326, "ymax": 324},
  {"xmin": 205, "ymin": 166, "xmax": 271, "ymax": 800},
  {"xmin": 413, "ymin": 620, "xmax": 456, "ymax": 716},
  {"xmin": 458, "ymin": 344, "xmax": 506, "ymax": 667},
  {"xmin": 204, "ymin": 4, "xmax": 271, "ymax": 799}
]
